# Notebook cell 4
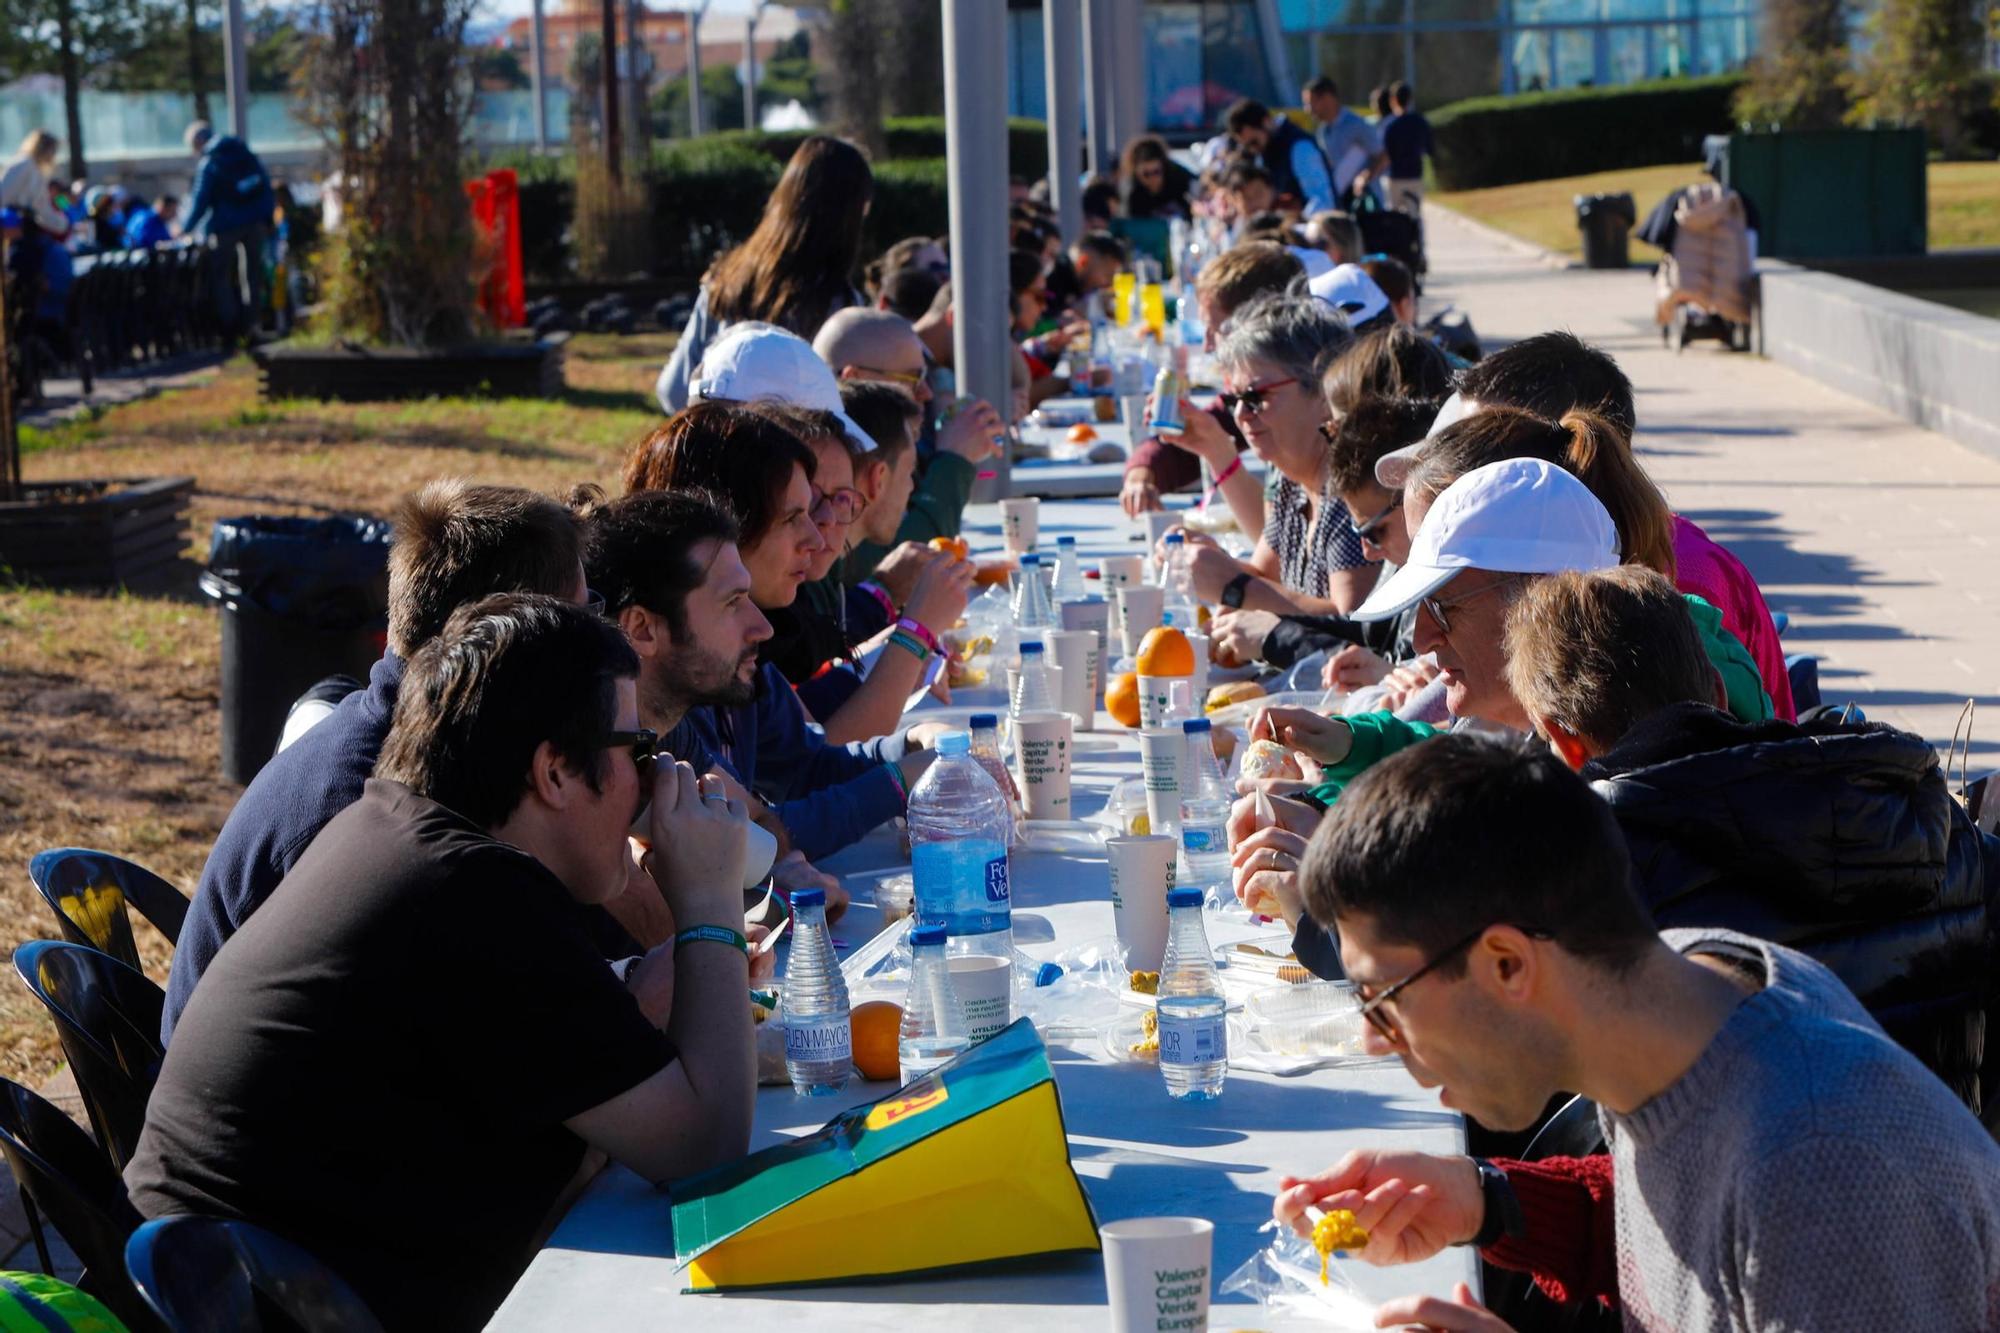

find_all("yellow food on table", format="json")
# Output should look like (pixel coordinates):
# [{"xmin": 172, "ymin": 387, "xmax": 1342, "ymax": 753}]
[
  {"xmin": 1129, "ymin": 811, "xmax": 1151, "ymax": 836},
  {"xmin": 1135, "ymin": 626, "xmax": 1196, "ymax": 678},
  {"xmin": 1205, "ymin": 680, "xmax": 1266, "ymax": 714},
  {"xmin": 1312, "ymin": 1209, "xmax": 1369, "ymax": 1282},
  {"xmin": 1107, "ymin": 671, "xmax": 1143, "ymax": 728},
  {"xmin": 850, "ymin": 1000, "xmax": 904, "ymax": 1081},
  {"xmin": 1128, "ymin": 970, "xmax": 1159, "ymax": 995},
  {"xmin": 1129, "ymin": 1009, "xmax": 1159, "ymax": 1058}
]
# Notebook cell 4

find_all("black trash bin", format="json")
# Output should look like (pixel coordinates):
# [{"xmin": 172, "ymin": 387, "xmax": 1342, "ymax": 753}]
[
  {"xmin": 1574, "ymin": 192, "xmax": 1636, "ymax": 269},
  {"xmin": 200, "ymin": 515, "xmax": 394, "ymax": 785}
]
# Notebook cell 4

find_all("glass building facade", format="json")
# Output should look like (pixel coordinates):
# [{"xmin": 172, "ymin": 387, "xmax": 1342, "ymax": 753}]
[{"xmin": 1005, "ymin": 0, "xmax": 1763, "ymax": 133}]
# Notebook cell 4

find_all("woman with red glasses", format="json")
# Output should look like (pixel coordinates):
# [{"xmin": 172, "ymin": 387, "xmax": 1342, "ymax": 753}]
[{"xmin": 1166, "ymin": 293, "xmax": 1381, "ymax": 618}]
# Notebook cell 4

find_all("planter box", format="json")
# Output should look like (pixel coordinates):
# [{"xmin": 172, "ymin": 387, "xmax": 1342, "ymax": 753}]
[
  {"xmin": 0, "ymin": 476, "xmax": 195, "ymax": 587},
  {"xmin": 251, "ymin": 333, "xmax": 568, "ymax": 402},
  {"xmin": 1722, "ymin": 129, "xmax": 1927, "ymax": 261}
]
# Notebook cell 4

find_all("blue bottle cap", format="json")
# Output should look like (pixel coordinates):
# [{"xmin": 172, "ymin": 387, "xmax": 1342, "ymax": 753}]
[
  {"xmin": 793, "ymin": 888, "xmax": 826, "ymax": 908},
  {"xmin": 1021, "ymin": 640, "xmax": 1045, "ymax": 655},
  {"xmin": 1035, "ymin": 961, "xmax": 1065, "ymax": 987},
  {"xmin": 911, "ymin": 924, "xmax": 949, "ymax": 948},
  {"xmin": 1166, "ymin": 532, "xmax": 1185, "ymax": 545},
  {"xmin": 1181, "ymin": 717, "xmax": 1212, "ymax": 734},
  {"xmin": 1021, "ymin": 553, "xmax": 1042, "ymax": 566},
  {"xmin": 969, "ymin": 712, "xmax": 999, "ymax": 730},
  {"xmin": 935, "ymin": 730, "xmax": 972, "ymax": 756},
  {"xmin": 1167, "ymin": 887, "xmax": 1204, "ymax": 909},
  {"xmin": 1058, "ymin": 534, "xmax": 1076, "ymax": 546}
]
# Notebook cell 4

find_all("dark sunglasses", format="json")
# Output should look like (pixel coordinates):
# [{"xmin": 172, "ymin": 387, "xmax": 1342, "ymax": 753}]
[
  {"xmin": 1219, "ymin": 377, "xmax": 1298, "ymax": 416},
  {"xmin": 1351, "ymin": 493, "xmax": 1402, "ymax": 544}
]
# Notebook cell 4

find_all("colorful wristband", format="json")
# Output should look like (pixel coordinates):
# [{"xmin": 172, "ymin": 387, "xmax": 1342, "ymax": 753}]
[
  {"xmin": 859, "ymin": 580, "xmax": 898, "ymax": 620},
  {"xmin": 895, "ymin": 616, "xmax": 940, "ymax": 653},
  {"xmin": 888, "ymin": 630, "xmax": 929, "ymax": 662},
  {"xmin": 674, "ymin": 924, "xmax": 748, "ymax": 956},
  {"xmin": 1211, "ymin": 453, "xmax": 1245, "ymax": 487}
]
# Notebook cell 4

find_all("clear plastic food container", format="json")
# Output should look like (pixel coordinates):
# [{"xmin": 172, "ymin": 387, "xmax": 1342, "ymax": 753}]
[{"xmin": 1244, "ymin": 981, "xmax": 1369, "ymax": 1059}]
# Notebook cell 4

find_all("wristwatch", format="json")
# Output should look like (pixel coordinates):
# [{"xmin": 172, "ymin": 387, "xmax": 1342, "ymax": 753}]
[
  {"xmin": 1463, "ymin": 1157, "xmax": 1526, "ymax": 1250},
  {"xmin": 1220, "ymin": 571, "xmax": 1253, "ymax": 609}
]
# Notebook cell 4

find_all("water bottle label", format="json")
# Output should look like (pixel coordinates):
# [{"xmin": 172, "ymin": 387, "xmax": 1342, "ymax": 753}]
[
  {"xmin": 914, "ymin": 841, "xmax": 1012, "ymax": 938},
  {"xmin": 1182, "ymin": 826, "xmax": 1220, "ymax": 854},
  {"xmin": 1158, "ymin": 1009, "xmax": 1227, "ymax": 1066},
  {"xmin": 984, "ymin": 855, "xmax": 1010, "ymax": 905},
  {"xmin": 786, "ymin": 1018, "xmax": 852, "ymax": 1065}
]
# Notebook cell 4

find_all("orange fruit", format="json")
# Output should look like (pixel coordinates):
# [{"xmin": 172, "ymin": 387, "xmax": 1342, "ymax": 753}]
[
  {"xmin": 1107, "ymin": 671, "xmax": 1143, "ymax": 728},
  {"xmin": 850, "ymin": 999, "xmax": 904, "ymax": 1081},
  {"xmin": 929, "ymin": 536, "xmax": 970, "ymax": 561},
  {"xmin": 1135, "ymin": 626, "xmax": 1196, "ymax": 677},
  {"xmin": 972, "ymin": 557, "xmax": 1015, "ymax": 588}
]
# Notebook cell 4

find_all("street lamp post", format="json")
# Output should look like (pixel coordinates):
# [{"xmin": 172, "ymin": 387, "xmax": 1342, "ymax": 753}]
[{"xmin": 943, "ymin": 0, "xmax": 1011, "ymax": 500}]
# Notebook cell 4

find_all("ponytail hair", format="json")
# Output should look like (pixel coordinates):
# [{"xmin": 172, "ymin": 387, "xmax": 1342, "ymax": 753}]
[{"xmin": 1408, "ymin": 406, "xmax": 1678, "ymax": 580}]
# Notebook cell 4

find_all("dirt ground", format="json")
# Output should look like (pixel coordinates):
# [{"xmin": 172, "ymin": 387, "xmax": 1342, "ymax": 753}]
[{"xmin": 0, "ymin": 333, "xmax": 673, "ymax": 1086}]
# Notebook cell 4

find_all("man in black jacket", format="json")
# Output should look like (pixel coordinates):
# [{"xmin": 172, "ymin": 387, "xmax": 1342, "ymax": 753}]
[{"xmin": 1504, "ymin": 566, "xmax": 1997, "ymax": 1118}]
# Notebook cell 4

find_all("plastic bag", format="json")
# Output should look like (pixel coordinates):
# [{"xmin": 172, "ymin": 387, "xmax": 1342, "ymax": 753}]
[
  {"xmin": 1014, "ymin": 935, "xmax": 1127, "ymax": 1039},
  {"xmin": 1217, "ymin": 1220, "xmax": 1376, "ymax": 1329}
]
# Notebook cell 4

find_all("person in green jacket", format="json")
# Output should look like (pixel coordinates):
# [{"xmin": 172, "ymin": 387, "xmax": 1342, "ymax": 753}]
[{"xmin": 814, "ymin": 307, "xmax": 1005, "ymax": 583}]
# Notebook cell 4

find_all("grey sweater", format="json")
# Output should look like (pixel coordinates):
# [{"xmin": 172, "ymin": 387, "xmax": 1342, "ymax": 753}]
[{"xmin": 1602, "ymin": 929, "xmax": 2000, "ymax": 1331}]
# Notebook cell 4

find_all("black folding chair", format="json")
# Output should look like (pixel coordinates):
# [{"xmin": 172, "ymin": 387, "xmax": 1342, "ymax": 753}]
[
  {"xmin": 13, "ymin": 941, "xmax": 165, "ymax": 1172},
  {"xmin": 30, "ymin": 848, "xmax": 188, "ymax": 971},
  {"xmin": 0, "ymin": 1077, "xmax": 155, "ymax": 1328},
  {"xmin": 126, "ymin": 1216, "xmax": 384, "ymax": 1333}
]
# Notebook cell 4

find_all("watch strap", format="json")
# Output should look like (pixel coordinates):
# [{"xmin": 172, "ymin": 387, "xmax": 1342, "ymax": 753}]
[
  {"xmin": 1220, "ymin": 571, "xmax": 1253, "ymax": 609},
  {"xmin": 1465, "ymin": 1157, "xmax": 1525, "ymax": 1249}
]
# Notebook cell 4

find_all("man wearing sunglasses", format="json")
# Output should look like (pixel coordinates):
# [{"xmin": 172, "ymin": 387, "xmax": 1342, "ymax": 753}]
[
  {"xmin": 1270, "ymin": 734, "xmax": 2000, "ymax": 1332},
  {"xmin": 130, "ymin": 594, "xmax": 760, "ymax": 1330}
]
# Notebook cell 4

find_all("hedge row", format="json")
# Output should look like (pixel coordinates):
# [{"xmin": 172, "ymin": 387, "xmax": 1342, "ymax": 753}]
[
  {"xmin": 511, "ymin": 140, "xmax": 952, "ymax": 285},
  {"xmin": 1430, "ymin": 75, "xmax": 1747, "ymax": 191}
]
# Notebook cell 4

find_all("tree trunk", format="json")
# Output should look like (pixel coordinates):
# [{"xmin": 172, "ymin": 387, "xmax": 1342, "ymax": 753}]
[
  {"xmin": 55, "ymin": 0, "xmax": 86, "ymax": 181},
  {"xmin": 824, "ymin": 0, "xmax": 885, "ymax": 158},
  {"xmin": 188, "ymin": 0, "xmax": 211, "ymax": 121}
]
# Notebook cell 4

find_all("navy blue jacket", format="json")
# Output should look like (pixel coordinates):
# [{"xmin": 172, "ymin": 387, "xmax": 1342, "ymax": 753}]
[
  {"xmin": 667, "ymin": 663, "xmax": 908, "ymax": 862},
  {"xmin": 164, "ymin": 651, "xmax": 404, "ymax": 1043},
  {"xmin": 185, "ymin": 135, "xmax": 274, "ymax": 236}
]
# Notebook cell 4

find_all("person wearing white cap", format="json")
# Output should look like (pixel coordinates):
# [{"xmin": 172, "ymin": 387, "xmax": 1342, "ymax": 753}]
[
  {"xmin": 685, "ymin": 321, "xmax": 880, "ymax": 456},
  {"xmin": 1307, "ymin": 263, "xmax": 1394, "ymax": 334}
]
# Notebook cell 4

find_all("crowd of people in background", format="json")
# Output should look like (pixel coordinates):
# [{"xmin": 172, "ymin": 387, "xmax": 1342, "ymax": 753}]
[{"xmin": 102, "ymin": 73, "xmax": 2000, "ymax": 1333}]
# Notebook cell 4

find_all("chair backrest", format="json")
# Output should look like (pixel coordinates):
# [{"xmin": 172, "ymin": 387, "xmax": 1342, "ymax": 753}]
[
  {"xmin": 29, "ymin": 848, "xmax": 189, "ymax": 969},
  {"xmin": 126, "ymin": 1217, "xmax": 385, "ymax": 1333},
  {"xmin": 0, "ymin": 1078, "xmax": 153, "ymax": 1329},
  {"xmin": 13, "ymin": 941, "xmax": 165, "ymax": 1171}
]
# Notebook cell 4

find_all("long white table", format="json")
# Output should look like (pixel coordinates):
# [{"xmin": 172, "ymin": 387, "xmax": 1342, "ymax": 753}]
[{"xmin": 487, "ymin": 502, "xmax": 1472, "ymax": 1330}]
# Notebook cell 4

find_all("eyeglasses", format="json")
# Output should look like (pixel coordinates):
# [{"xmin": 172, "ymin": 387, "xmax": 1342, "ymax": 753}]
[
  {"xmin": 1351, "ymin": 493, "xmax": 1402, "ymax": 545},
  {"xmin": 583, "ymin": 588, "xmax": 607, "ymax": 617},
  {"xmin": 810, "ymin": 486, "xmax": 867, "ymax": 524},
  {"xmin": 599, "ymin": 728, "xmax": 662, "ymax": 779},
  {"xmin": 1420, "ymin": 574, "xmax": 1522, "ymax": 638},
  {"xmin": 852, "ymin": 364, "xmax": 926, "ymax": 388},
  {"xmin": 1355, "ymin": 922, "xmax": 1554, "ymax": 1046},
  {"xmin": 1219, "ymin": 377, "xmax": 1298, "ymax": 416}
]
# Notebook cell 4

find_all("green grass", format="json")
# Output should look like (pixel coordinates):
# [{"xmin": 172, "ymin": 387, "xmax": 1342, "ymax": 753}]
[{"xmin": 1433, "ymin": 160, "xmax": 2000, "ymax": 258}]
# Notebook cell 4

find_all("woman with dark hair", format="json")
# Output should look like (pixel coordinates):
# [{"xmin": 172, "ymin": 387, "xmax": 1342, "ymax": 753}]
[
  {"xmin": 1119, "ymin": 135, "xmax": 1196, "ymax": 220},
  {"xmin": 621, "ymin": 402, "xmax": 925, "ymax": 866},
  {"xmin": 656, "ymin": 135, "xmax": 875, "ymax": 412}
]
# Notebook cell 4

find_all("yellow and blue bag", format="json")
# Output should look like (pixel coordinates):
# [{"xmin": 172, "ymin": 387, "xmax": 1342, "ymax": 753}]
[{"xmin": 672, "ymin": 1019, "xmax": 1099, "ymax": 1292}]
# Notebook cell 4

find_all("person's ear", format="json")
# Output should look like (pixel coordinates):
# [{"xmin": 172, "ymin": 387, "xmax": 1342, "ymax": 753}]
[
  {"xmin": 1477, "ymin": 926, "xmax": 1540, "ymax": 1003},
  {"xmin": 859, "ymin": 455, "xmax": 890, "ymax": 503},
  {"xmin": 525, "ymin": 738, "xmax": 575, "ymax": 811},
  {"xmin": 1536, "ymin": 716, "xmax": 1593, "ymax": 772},
  {"xmin": 617, "ymin": 603, "xmax": 665, "ymax": 660}
]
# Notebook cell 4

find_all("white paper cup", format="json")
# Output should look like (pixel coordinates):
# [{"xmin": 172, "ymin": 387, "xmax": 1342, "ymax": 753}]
[
  {"xmin": 1143, "ymin": 509, "xmax": 1179, "ymax": 559},
  {"xmin": 1098, "ymin": 556, "xmax": 1144, "ymax": 649},
  {"xmin": 1137, "ymin": 726, "xmax": 1187, "ymax": 841},
  {"xmin": 948, "ymin": 954, "xmax": 1013, "ymax": 1043},
  {"xmin": 1101, "ymin": 1217, "xmax": 1214, "ymax": 1333},
  {"xmin": 1105, "ymin": 835, "xmax": 1178, "ymax": 972},
  {"xmin": 1121, "ymin": 392, "xmax": 1150, "ymax": 435},
  {"xmin": 1184, "ymin": 631, "xmax": 1210, "ymax": 698},
  {"xmin": 1117, "ymin": 585, "xmax": 1166, "ymax": 659},
  {"xmin": 1000, "ymin": 497, "xmax": 1040, "ymax": 554},
  {"xmin": 1045, "ymin": 629, "xmax": 1099, "ymax": 730},
  {"xmin": 1058, "ymin": 597, "xmax": 1111, "ymax": 687},
  {"xmin": 1135, "ymin": 673, "xmax": 1194, "ymax": 729},
  {"xmin": 1012, "ymin": 710, "xmax": 1073, "ymax": 820}
]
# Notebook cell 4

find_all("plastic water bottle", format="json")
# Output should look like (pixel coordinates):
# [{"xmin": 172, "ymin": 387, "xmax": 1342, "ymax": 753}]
[
  {"xmin": 908, "ymin": 731, "xmax": 1014, "ymax": 961},
  {"xmin": 900, "ymin": 924, "xmax": 971, "ymax": 1081},
  {"xmin": 1161, "ymin": 534, "xmax": 1198, "ymax": 631},
  {"xmin": 1053, "ymin": 535, "xmax": 1088, "ymax": 602},
  {"xmin": 967, "ymin": 713, "xmax": 1024, "ymax": 836},
  {"xmin": 1015, "ymin": 554, "xmax": 1057, "ymax": 630},
  {"xmin": 783, "ymin": 888, "xmax": 852, "ymax": 1097},
  {"xmin": 1010, "ymin": 640, "xmax": 1058, "ymax": 718},
  {"xmin": 1158, "ymin": 887, "xmax": 1227, "ymax": 1101},
  {"xmin": 1178, "ymin": 718, "xmax": 1232, "ymax": 892}
]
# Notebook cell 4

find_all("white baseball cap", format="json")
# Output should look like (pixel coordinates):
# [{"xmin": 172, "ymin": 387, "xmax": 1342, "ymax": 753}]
[
  {"xmin": 689, "ymin": 322, "xmax": 877, "ymax": 453},
  {"xmin": 1350, "ymin": 458, "xmax": 1620, "ymax": 622},
  {"xmin": 1374, "ymin": 390, "xmax": 1475, "ymax": 489},
  {"xmin": 1308, "ymin": 263, "xmax": 1390, "ymax": 328}
]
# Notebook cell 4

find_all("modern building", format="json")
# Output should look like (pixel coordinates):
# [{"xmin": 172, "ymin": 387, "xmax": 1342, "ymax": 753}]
[
  {"xmin": 499, "ymin": 0, "xmax": 797, "ymax": 83},
  {"xmin": 1005, "ymin": 0, "xmax": 1763, "ymax": 133}
]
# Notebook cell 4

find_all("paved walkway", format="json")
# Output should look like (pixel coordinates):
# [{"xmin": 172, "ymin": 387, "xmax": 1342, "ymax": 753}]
[{"xmin": 1422, "ymin": 205, "xmax": 2000, "ymax": 767}]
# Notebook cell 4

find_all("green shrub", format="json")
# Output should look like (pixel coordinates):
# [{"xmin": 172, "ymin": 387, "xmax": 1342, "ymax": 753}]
[
  {"xmin": 866, "ymin": 158, "xmax": 951, "ymax": 253},
  {"xmin": 645, "ymin": 139, "xmax": 784, "ymax": 282},
  {"xmin": 1431, "ymin": 76, "xmax": 1746, "ymax": 190},
  {"xmin": 695, "ymin": 116, "xmax": 1048, "ymax": 178}
]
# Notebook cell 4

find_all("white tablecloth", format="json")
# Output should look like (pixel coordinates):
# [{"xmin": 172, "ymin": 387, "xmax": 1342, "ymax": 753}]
[{"xmin": 486, "ymin": 503, "xmax": 1474, "ymax": 1330}]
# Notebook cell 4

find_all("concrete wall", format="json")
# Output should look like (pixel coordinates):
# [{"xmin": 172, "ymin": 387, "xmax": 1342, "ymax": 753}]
[{"xmin": 1759, "ymin": 259, "xmax": 2000, "ymax": 464}]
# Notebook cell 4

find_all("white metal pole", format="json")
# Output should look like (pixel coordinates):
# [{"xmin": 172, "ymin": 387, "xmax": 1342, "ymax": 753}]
[
  {"xmin": 743, "ymin": 5, "xmax": 761, "ymax": 132},
  {"xmin": 944, "ymin": 0, "xmax": 1012, "ymax": 500},
  {"xmin": 687, "ymin": 3, "xmax": 706, "ymax": 138},
  {"xmin": 1043, "ymin": 0, "xmax": 1083, "ymax": 240},
  {"xmin": 1081, "ymin": 0, "xmax": 1113, "ymax": 175},
  {"xmin": 530, "ymin": 0, "xmax": 549, "ymax": 150},
  {"xmin": 1108, "ymin": 0, "xmax": 1145, "ymax": 158},
  {"xmin": 223, "ymin": 0, "xmax": 249, "ymax": 140}
]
